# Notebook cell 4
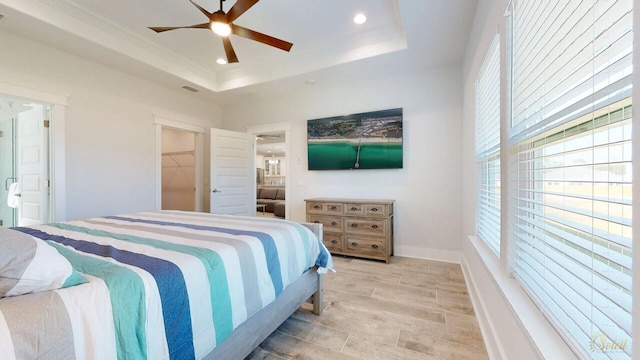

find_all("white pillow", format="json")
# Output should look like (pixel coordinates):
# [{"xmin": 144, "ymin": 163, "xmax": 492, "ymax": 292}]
[{"xmin": 0, "ymin": 227, "xmax": 86, "ymax": 297}]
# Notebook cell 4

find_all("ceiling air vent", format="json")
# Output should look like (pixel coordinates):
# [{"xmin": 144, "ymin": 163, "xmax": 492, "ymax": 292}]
[{"xmin": 182, "ymin": 85, "xmax": 199, "ymax": 93}]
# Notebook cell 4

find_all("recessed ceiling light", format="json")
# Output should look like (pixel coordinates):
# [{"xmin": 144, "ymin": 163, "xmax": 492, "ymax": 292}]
[
  {"xmin": 354, "ymin": 13, "xmax": 367, "ymax": 25},
  {"xmin": 216, "ymin": 58, "xmax": 227, "ymax": 65}
]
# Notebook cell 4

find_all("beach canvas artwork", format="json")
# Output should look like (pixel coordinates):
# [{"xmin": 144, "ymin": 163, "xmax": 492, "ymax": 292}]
[{"xmin": 307, "ymin": 108, "xmax": 403, "ymax": 170}]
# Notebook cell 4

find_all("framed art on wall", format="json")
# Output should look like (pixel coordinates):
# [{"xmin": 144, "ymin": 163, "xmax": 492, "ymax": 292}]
[{"xmin": 307, "ymin": 108, "xmax": 403, "ymax": 170}]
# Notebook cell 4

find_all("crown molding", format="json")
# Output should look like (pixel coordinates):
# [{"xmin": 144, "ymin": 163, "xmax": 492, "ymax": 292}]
[
  {"xmin": 0, "ymin": 0, "xmax": 410, "ymax": 94},
  {"xmin": 0, "ymin": 0, "xmax": 221, "ymax": 92}
]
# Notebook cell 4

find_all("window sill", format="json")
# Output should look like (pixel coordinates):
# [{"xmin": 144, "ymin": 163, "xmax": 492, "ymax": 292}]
[{"xmin": 462, "ymin": 235, "xmax": 578, "ymax": 360}]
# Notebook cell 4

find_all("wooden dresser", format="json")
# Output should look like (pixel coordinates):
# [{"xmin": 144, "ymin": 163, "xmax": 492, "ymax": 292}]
[{"xmin": 305, "ymin": 198, "xmax": 394, "ymax": 263}]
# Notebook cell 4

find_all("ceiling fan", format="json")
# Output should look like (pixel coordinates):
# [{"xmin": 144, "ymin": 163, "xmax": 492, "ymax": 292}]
[{"xmin": 148, "ymin": 0, "xmax": 293, "ymax": 64}]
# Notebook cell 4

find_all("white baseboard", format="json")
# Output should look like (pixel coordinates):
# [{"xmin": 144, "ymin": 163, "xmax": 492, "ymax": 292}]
[
  {"xmin": 461, "ymin": 250, "xmax": 504, "ymax": 360},
  {"xmin": 393, "ymin": 245, "xmax": 461, "ymax": 264}
]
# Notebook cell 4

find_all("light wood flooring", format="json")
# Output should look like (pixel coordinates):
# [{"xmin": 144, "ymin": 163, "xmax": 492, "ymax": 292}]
[
  {"xmin": 256, "ymin": 211, "xmax": 277, "ymax": 218},
  {"xmin": 246, "ymin": 255, "xmax": 489, "ymax": 360}
]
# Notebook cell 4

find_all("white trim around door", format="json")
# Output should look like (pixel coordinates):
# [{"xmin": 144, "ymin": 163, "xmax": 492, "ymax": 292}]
[{"xmin": 0, "ymin": 81, "xmax": 68, "ymax": 223}]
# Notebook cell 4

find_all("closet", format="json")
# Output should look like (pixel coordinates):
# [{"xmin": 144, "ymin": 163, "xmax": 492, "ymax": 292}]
[{"xmin": 161, "ymin": 127, "xmax": 195, "ymax": 211}]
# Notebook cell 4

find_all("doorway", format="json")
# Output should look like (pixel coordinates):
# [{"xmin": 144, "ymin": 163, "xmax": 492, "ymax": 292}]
[
  {"xmin": 257, "ymin": 132, "xmax": 286, "ymax": 186},
  {"xmin": 0, "ymin": 99, "xmax": 51, "ymax": 227},
  {"xmin": 161, "ymin": 127, "xmax": 196, "ymax": 211},
  {"xmin": 248, "ymin": 122, "xmax": 291, "ymax": 219}
]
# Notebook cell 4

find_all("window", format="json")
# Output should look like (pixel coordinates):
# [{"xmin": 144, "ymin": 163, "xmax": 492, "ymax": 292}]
[
  {"xmin": 509, "ymin": 0, "xmax": 632, "ymax": 357},
  {"xmin": 265, "ymin": 158, "xmax": 281, "ymax": 176},
  {"xmin": 476, "ymin": 36, "xmax": 501, "ymax": 255}
]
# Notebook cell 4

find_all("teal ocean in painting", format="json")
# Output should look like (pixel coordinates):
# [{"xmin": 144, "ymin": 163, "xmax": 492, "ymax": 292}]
[{"xmin": 308, "ymin": 142, "xmax": 403, "ymax": 170}]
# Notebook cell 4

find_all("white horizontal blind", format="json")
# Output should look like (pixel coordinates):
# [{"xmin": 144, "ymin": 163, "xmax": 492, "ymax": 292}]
[
  {"xmin": 510, "ymin": 0, "xmax": 633, "ymax": 358},
  {"xmin": 476, "ymin": 36, "xmax": 501, "ymax": 255},
  {"xmin": 511, "ymin": 0, "xmax": 633, "ymax": 142}
]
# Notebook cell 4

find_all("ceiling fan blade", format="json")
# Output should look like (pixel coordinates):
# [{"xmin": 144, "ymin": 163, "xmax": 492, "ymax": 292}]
[
  {"xmin": 189, "ymin": 0, "xmax": 213, "ymax": 18},
  {"xmin": 226, "ymin": 0, "xmax": 259, "ymax": 23},
  {"xmin": 149, "ymin": 23, "xmax": 210, "ymax": 33},
  {"xmin": 231, "ymin": 24, "xmax": 293, "ymax": 52},
  {"xmin": 222, "ymin": 37, "xmax": 239, "ymax": 63}
]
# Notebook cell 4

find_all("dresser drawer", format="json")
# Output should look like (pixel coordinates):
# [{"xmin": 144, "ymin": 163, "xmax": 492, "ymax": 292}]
[
  {"xmin": 323, "ymin": 233, "xmax": 344, "ymax": 252},
  {"xmin": 308, "ymin": 215, "xmax": 343, "ymax": 233},
  {"xmin": 306, "ymin": 202, "xmax": 344, "ymax": 215},
  {"xmin": 345, "ymin": 203, "xmax": 364, "ymax": 216},
  {"xmin": 346, "ymin": 237, "xmax": 385, "ymax": 257},
  {"xmin": 364, "ymin": 204, "xmax": 389, "ymax": 217},
  {"xmin": 345, "ymin": 218, "xmax": 386, "ymax": 236},
  {"xmin": 306, "ymin": 202, "xmax": 325, "ymax": 214},
  {"xmin": 324, "ymin": 203, "xmax": 343, "ymax": 214}
]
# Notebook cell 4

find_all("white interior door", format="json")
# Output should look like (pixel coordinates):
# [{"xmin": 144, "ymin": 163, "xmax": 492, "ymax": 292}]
[
  {"xmin": 17, "ymin": 104, "xmax": 48, "ymax": 226},
  {"xmin": 210, "ymin": 128, "xmax": 255, "ymax": 216}
]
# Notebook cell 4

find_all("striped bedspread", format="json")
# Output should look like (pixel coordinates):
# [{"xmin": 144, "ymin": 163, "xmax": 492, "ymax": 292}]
[{"xmin": 0, "ymin": 211, "xmax": 331, "ymax": 360}]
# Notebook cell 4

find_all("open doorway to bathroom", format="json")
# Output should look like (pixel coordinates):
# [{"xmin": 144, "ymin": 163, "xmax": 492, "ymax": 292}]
[
  {"xmin": 161, "ymin": 127, "xmax": 196, "ymax": 211},
  {"xmin": 0, "ymin": 98, "xmax": 51, "ymax": 227},
  {"xmin": 256, "ymin": 131, "xmax": 286, "ymax": 218}
]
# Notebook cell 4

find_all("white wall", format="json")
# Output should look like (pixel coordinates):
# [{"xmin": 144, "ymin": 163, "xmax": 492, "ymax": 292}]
[
  {"xmin": 222, "ymin": 64, "xmax": 464, "ymax": 260},
  {"xmin": 0, "ymin": 31, "xmax": 222, "ymax": 220}
]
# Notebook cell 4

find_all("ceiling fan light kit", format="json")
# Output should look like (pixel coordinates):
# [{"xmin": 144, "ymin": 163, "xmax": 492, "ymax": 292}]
[
  {"xmin": 211, "ymin": 21, "xmax": 231, "ymax": 36},
  {"xmin": 148, "ymin": 0, "xmax": 293, "ymax": 64},
  {"xmin": 353, "ymin": 13, "xmax": 367, "ymax": 25}
]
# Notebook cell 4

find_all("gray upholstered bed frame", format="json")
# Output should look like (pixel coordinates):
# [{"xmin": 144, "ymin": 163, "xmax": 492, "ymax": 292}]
[{"xmin": 203, "ymin": 223, "xmax": 324, "ymax": 360}]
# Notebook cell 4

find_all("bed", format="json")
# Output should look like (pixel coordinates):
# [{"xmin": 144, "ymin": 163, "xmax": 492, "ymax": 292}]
[{"xmin": 0, "ymin": 210, "xmax": 332, "ymax": 360}]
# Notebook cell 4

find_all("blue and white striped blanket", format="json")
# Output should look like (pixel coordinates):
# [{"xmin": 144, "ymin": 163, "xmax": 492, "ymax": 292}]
[{"xmin": 0, "ymin": 211, "xmax": 332, "ymax": 360}]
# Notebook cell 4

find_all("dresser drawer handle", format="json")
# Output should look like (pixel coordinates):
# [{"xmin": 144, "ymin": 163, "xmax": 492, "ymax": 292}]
[
  {"xmin": 372, "ymin": 244, "xmax": 379, "ymax": 249},
  {"xmin": 371, "ymin": 225, "xmax": 379, "ymax": 229},
  {"xmin": 371, "ymin": 207, "xmax": 379, "ymax": 212},
  {"xmin": 351, "ymin": 242, "xmax": 358, "ymax": 247},
  {"xmin": 331, "ymin": 221, "xmax": 338, "ymax": 226},
  {"xmin": 330, "ymin": 205, "xmax": 337, "ymax": 210},
  {"xmin": 351, "ymin": 223, "xmax": 358, "ymax": 228},
  {"xmin": 331, "ymin": 240, "xmax": 338, "ymax": 244},
  {"xmin": 351, "ymin": 207, "xmax": 358, "ymax": 211},
  {"xmin": 313, "ymin": 205, "xmax": 320, "ymax": 209},
  {"xmin": 313, "ymin": 221, "xmax": 320, "ymax": 224}
]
